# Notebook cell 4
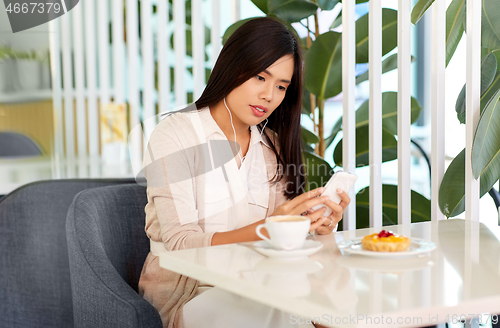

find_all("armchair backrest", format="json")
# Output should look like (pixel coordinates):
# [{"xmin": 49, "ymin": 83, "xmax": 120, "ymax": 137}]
[
  {"xmin": 0, "ymin": 131, "xmax": 42, "ymax": 157},
  {"xmin": 66, "ymin": 183, "xmax": 162, "ymax": 328}
]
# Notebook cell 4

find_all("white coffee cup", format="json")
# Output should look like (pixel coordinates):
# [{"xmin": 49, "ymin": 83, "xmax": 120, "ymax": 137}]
[{"xmin": 255, "ymin": 215, "xmax": 310, "ymax": 250}]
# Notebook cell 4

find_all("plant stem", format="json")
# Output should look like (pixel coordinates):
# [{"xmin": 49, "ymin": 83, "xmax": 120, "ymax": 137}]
[
  {"xmin": 318, "ymin": 98, "xmax": 325, "ymax": 157},
  {"xmin": 314, "ymin": 12, "xmax": 320, "ymax": 38},
  {"xmin": 307, "ymin": 18, "xmax": 318, "ymax": 154},
  {"xmin": 314, "ymin": 13, "xmax": 325, "ymax": 157},
  {"xmin": 306, "ymin": 19, "xmax": 318, "ymax": 133}
]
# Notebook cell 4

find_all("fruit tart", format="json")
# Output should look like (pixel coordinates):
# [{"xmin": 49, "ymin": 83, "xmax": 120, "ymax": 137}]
[{"xmin": 361, "ymin": 230, "xmax": 411, "ymax": 252}]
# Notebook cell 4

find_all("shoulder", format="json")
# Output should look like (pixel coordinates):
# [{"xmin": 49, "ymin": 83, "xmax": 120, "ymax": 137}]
[
  {"xmin": 149, "ymin": 105, "xmax": 206, "ymax": 145},
  {"xmin": 146, "ymin": 106, "xmax": 204, "ymax": 161},
  {"xmin": 155, "ymin": 105, "xmax": 200, "ymax": 135}
]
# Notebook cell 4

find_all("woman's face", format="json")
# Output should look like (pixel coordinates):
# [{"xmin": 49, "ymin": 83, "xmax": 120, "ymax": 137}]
[{"xmin": 224, "ymin": 54, "xmax": 295, "ymax": 127}]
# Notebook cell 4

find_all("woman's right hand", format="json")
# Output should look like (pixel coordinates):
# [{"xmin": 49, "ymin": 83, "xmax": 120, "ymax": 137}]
[
  {"xmin": 269, "ymin": 187, "xmax": 330, "ymax": 233},
  {"xmin": 212, "ymin": 187, "xmax": 331, "ymax": 246}
]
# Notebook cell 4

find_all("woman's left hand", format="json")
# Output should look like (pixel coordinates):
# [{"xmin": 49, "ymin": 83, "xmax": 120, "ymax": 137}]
[{"xmin": 306, "ymin": 189, "xmax": 351, "ymax": 235}]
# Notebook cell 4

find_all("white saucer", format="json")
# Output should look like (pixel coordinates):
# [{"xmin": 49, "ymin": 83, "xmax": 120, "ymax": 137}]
[{"xmin": 252, "ymin": 240, "xmax": 323, "ymax": 260}]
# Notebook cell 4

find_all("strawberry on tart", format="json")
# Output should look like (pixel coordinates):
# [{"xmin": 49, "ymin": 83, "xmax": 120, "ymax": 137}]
[{"xmin": 361, "ymin": 230, "xmax": 411, "ymax": 252}]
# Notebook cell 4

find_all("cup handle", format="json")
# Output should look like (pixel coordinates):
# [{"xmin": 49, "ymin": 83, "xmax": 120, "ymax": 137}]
[{"xmin": 255, "ymin": 224, "xmax": 271, "ymax": 243}]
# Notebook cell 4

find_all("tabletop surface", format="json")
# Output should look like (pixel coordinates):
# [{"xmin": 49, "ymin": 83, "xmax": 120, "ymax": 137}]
[{"xmin": 159, "ymin": 219, "xmax": 500, "ymax": 327}]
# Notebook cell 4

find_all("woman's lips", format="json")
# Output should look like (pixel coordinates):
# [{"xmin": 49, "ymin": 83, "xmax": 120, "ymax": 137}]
[{"xmin": 250, "ymin": 105, "xmax": 267, "ymax": 117}]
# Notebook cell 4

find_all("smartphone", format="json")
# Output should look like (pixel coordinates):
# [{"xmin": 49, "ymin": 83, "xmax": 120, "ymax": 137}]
[{"xmin": 311, "ymin": 171, "xmax": 357, "ymax": 217}]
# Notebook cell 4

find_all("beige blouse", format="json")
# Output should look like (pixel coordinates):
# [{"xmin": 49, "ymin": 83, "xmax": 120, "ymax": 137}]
[{"xmin": 139, "ymin": 105, "xmax": 288, "ymax": 328}]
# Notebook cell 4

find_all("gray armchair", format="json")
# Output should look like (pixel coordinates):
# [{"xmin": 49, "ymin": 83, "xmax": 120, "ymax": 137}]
[
  {"xmin": 0, "ymin": 131, "xmax": 42, "ymax": 157},
  {"xmin": 0, "ymin": 178, "xmax": 136, "ymax": 328},
  {"xmin": 66, "ymin": 183, "xmax": 162, "ymax": 328}
]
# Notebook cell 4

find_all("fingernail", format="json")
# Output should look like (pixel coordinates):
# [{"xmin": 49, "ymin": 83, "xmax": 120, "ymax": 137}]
[
  {"xmin": 319, "ymin": 187, "xmax": 325, "ymax": 193},
  {"xmin": 322, "ymin": 217, "xmax": 327, "ymax": 222},
  {"xmin": 337, "ymin": 188, "xmax": 343, "ymax": 193}
]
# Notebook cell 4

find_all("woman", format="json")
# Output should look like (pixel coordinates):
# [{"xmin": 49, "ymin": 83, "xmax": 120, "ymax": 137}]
[{"xmin": 139, "ymin": 17, "xmax": 350, "ymax": 328}]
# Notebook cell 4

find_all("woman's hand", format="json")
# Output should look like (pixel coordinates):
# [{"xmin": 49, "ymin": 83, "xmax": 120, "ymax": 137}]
[
  {"xmin": 306, "ymin": 189, "xmax": 351, "ymax": 235},
  {"xmin": 211, "ymin": 188, "xmax": 351, "ymax": 246},
  {"xmin": 270, "ymin": 187, "xmax": 350, "ymax": 234}
]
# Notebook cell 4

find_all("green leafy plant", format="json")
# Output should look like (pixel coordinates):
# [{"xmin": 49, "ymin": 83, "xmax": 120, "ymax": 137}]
[
  {"xmin": 223, "ymin": 0, "xmax": 433, "ymax": 227},
  {"xmin": 411, "ymin": 0, "xmax": 500, "ymax": 217},
  {"xmin": 0, "ymin": 45, "xmax": 47, "ymax": 61}
]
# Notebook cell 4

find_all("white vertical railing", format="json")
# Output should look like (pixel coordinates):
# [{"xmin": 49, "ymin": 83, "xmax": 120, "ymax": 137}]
[
  {"xmin": 192, "ymin": 0, "xmax": 206, "ymax": 100},
  {"xmin": 141, "ymin": 0, "xmax": 156, "ymax": 141},
  {"xmin": 342, "ymin": 0, "xmax": 356, "ymax": 229},
  {"xmin": 158, "ymin": 0, "xmax": 170, "ymax": 115},
  {"xmin": 465, "ymin": 0, "xmax": 482, "ymax": 221},
  {"xmin": 48, "ymin": 20, "xmax": 63, "ymax": 179},
  {"xmin": 112, "ymin": 0, "xmax": 125, "ymax": 104},
  {"xmin": 398, "ymin": 0, "xmax": 412, "ymax": 225},
  {"xmin": 126, "ymin": 0, "xmax": 142, "ymax": 165},
  {"xmin": 174, "ymin": 0, "xmax": 187, "ymax": 106},
  {"xmin": 60, "ymin": 14, "xmax": 75, "ymax": 162},
  {"xmin": 369, "ymin": 0, "xmax": 382, "ymax": 229},
  {"xmin": 232, "ymin": 0, "xmax": 241, "ymax": 22},
  {"xmin": 72, "ymin": 2, "xmax": 87, "ymax": 167},
  {"xmin": 97, "ymin": 0, "xmax": 111, "ymax": 106},
  {"xmin": 431, "ymin": 0, "xmax": 446, "ymax": 221},
  {"xmin": 84, "ymin": 0, "xmax": 99, "ymax": 160},
  {"xmin": 211, "ymin": 0, "xmax": 221, "ymax": 66}
]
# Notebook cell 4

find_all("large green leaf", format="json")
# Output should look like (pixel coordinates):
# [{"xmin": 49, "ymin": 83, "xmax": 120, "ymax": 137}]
[
  {"xmin": 302, "ymin": 88, "xmax": 314, "ymax": 117},
  {"xmin": 268, "ymin": 0, "xmax": 318, "ymax": 23},
  {"xmin": 305, "ymin": 31, "xmax": 343, "ymax": 100},
  {"xmin": 250, "ymin": 0, "xmax": 268, "ymax": 14},
  {"xmin": 472, "ymin": 88, "xmax": 500, "ymax": 179},
  {"xmin": 301, "ymin": 126, "xmax": 319, "ymax": 145},
  {"xmin": 317, "ymin": 0, "xmax": 339, "ymax": 11},
  {"xmin": 411, "ymin": 0, "xmax": 434, "ymax": 25},
  {"xmin": 355, "ymin": 185, "xmax": 431, "ymax": 229},
  {"xmin": 221, "ymin": 18, "xmax": 255, "ymax": 45},
  {"xmin": 325, "ymin": 92, "xmax": 421, "ymax": 150},
  {"xmin": 455, "ymin": 53, "xmax": 498, "ymax": 124},
  {"xmin": 333, "ymin": 126, "xmax": 398, "ymax": 167},
  {"xmin": 303, "ymin": 151, "xmax": 334, "ymax": 191},
  {"xmin": 325, "ymin": 117, "xmax": 343, "ymax": 149},
  {"xmin": 482, "ymin": 0, "xmax": 500, "ymax": 49},
  {"xmin": 446, "ymin": 0, "xmax": 465, "ymax": 67},
  {"xmin": 439, "ymin": 149, "xmax": 497, "ymax": 217},
  {"xmin": 480, "ymin": 71, "xmax": 500, "ymax": 116},
  {"xmin": 355, "ymin": 54, "xmax": 416, "ymax": 85},
  {"xmin": 356, "ymin": 9, "xmax": 398, "ymax": 64},
  {"xmin": 482, "ymin": 48, "xmax": 500, "ymax": 68},
  {"xmin": 355, "ymin": 92, "xmax": 422, "ymax": 136},
  {"xmin": 330, "ymin": 10, "xmax": 342, "ymax": 29}
]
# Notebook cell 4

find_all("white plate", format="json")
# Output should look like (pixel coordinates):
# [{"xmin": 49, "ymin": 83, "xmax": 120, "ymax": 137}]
[
  {"xmin": 252, "ymin": 240, "xmax": 323, "ymax": 260},
  {"xmin": 337, "ymin": 237, "xmax": 436, "ymax": 258}
]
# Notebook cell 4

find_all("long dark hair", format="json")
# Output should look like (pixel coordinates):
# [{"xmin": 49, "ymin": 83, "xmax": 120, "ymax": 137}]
[{"xmin": 195, "ymin": 17, "xmax": 305, "ymax": 199}]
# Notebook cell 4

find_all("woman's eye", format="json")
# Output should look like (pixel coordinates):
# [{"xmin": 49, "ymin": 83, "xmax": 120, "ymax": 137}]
[
  {"xmin": 256, "ymin": 75, "xmax": 265, "ymax": 81},
  {"xmin": 278, "ymin": 85, "xmax": 286, "ymax": 91}
]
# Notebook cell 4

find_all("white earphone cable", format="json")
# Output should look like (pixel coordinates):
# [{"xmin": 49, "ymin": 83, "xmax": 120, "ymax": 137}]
[
  {"xmin": 223, "ymin": 98, "xmax": 244, "ymax": 163},
  {"xmin": 223, "ymin": 98, "xmax": 266, "ymax": 219}
]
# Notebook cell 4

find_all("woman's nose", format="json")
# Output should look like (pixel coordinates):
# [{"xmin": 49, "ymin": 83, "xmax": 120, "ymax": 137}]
[{"xmin": 259, "ymin": 83, "xmax": 273, "ymax": 102}]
